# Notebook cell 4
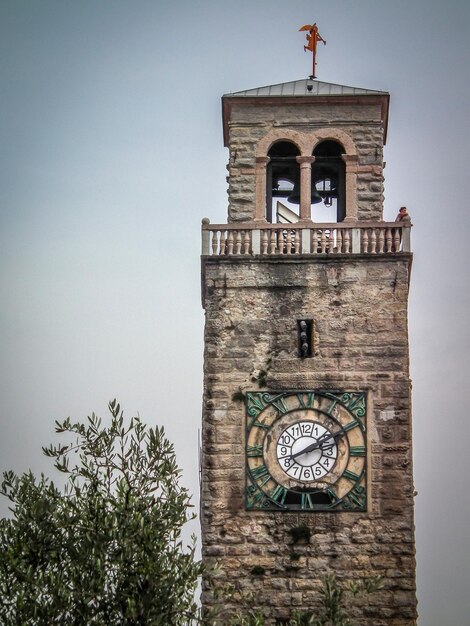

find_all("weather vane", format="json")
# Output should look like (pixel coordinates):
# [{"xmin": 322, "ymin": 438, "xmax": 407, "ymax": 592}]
[{"xmin": 299, "ymin": 23, "xmax": 326, "ymax": 79}]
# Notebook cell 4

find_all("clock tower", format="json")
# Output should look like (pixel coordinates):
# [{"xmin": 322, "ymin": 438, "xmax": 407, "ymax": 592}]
[{"xmin": 200, "ymin": 78, "xmax": 417, "ymax": 625}]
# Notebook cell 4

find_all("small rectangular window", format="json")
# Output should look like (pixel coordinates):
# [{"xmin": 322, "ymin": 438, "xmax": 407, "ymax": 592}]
[{"xmin": 298, "ymin": 319, "xmax": 313, "ymax": 358}]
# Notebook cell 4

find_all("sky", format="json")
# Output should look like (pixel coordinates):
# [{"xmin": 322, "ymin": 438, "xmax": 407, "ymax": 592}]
[{"xmin": 1, "ymin": 1, "xmax": 469, "ymax": 624}]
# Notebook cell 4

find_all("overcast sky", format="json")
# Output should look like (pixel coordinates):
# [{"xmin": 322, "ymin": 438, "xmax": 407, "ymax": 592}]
[{"xmin": 1, "ymin": 1, "xmax": 469, "ymax": 624}]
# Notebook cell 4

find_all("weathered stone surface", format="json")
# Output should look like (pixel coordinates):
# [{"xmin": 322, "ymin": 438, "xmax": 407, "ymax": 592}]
[
  {"xmin": 200, "ymin": 254, "xmax": 416, "ymax": 624},
  {"xmin": 225, "ymin": 101, "xmax": 386, "ymax": 222},
  {"xmin": 202, "ymin": 83, "xmax": 415, "ymax": 624}
]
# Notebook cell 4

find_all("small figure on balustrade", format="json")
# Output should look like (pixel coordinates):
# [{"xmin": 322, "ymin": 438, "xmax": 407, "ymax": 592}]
[{"xmin": 395, "ymin": 206, "xmax": 411, "ymax": 223}]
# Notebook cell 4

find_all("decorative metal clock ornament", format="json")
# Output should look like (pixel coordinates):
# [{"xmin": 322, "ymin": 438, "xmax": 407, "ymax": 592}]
[{"xmin": 245, "ymin": 390, "xmax": 367, "ymax": 511}]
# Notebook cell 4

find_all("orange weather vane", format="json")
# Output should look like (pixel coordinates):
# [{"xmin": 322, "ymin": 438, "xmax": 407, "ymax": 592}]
[{"xmin": 299, "ymin": 23, "xmax": 326, "ymax": 79}]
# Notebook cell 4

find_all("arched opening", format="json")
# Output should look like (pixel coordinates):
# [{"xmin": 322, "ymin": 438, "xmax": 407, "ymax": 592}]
[
  {"xmin": 266, "ymin": 141, "xmax": 301, "ymax": 223},
  {"xmin": 312, "ymin": 140, "xmax": 346, "ymax": 222}
]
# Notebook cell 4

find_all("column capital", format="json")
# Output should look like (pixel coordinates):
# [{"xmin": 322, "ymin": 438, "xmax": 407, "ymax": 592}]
[
  {"xmin": 341, "ymin": 153, "xmax": 359, "ymax": 163},
  {"xmin": 296, "ymin": 156, "xmax": 316, "ymax": 165},
  {"xmin": 342, "ymin": 154, "xmax": 359, "ymax": 177},
  {"xmin": 256, "ymin": 156, "xmax": 270, "ymax": 165}
]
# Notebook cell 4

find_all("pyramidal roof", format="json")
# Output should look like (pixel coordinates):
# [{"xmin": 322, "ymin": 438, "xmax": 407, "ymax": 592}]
[
  {"xmin": 224, "ymin": 78, "xmax": 388, "ymax": 98},
  {"xmin": 221, "ymin": 78, "xmax": 390, "ymax": 146}
]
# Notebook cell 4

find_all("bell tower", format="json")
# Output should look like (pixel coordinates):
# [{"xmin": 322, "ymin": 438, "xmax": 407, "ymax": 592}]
[{"xmin": 200, "ymin": 78, "xmax": 416, "ymax": 625}]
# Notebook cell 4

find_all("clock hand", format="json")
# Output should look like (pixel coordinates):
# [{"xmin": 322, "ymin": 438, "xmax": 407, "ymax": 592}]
[
  {"xmin": 311, "ymin": 429, "xmax": 343, "ymax": 451},
  {"xmin": 291, "ymin": 439, "xmax": 322, "ymax": 459},
  {"xmin": 291, "ymin": 430, "xmax": 345, "ymax": 460},
  {"xmin": 319, "ymin": 429, "xmax": 346, "ymax": 449}
]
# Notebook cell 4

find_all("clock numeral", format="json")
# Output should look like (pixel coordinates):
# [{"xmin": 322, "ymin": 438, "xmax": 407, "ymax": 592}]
[
  {"xmin": 247, "ymin": 445, "xmax": 263, "ymax": 458},
  {"xmin": 271, "ymin": 396, "xmax": 288, "ymax": 416},
  {"xmin": 343, "ymin": 420, "xmax": 359, "ymax": 432},
  {"xmin": 250, "ymin": 464, "xmax": 270, "ymax": 486},
  {"xmin": 297, "ymin": 392, "xmax": 315, "ymax": 409},
  {"xmin": 326, "ymin": 398, "xmax": 338, "ymax": 414},
  {"xmin": 326, "ymin": 487, "xmax": 339, "ymax": 503},
  {"xmin": 246, "ymin": 484, "xmax": 267, "ymax": 508},
  {"xmin": 270, "ymin": 485, "xmax": 288, "ymax": 506},
  {"xmin": 343, "ymin": 469, "xmax": 360, "ymax": 482},
  {"xmin": 301, "ymin": 492, "xmax": 314, "ymax": 510},
  {"xmin": 289, "ymin": 423, "xmax": 306, "ymax": 438},
  {"xmin": 349, "ymin": 446, "xmax": 366, "ymax": 457},
  {"xmin": 289, "ymin": 463, "xmax": 301, "ymax": 478}
]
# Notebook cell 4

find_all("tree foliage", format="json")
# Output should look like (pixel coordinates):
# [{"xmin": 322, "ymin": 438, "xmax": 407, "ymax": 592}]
[{"xmin": 0, "ymin": 400, "xmax": 203, "ymax": 625}]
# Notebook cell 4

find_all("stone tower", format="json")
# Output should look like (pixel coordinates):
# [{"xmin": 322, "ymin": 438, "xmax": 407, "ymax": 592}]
[{"xmin": 200, "ymin": 79, "xmax": 416, "ymax": 625}]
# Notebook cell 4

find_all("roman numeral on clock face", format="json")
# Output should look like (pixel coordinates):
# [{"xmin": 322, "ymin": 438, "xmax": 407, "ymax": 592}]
[
  {"xmin": 271, "ymin": 397, "xmax": 288, "ymax": 415},
  {"xmin": 326, "ymin": 487, "xmax": 338, "ymax": 502},
  {"xmin": 297, "ymin": 392, "xmax": 315, "ymax": 409},
  {"xmin": 327, "ymin": 398, "xmax": 338, "ymax": 414},
  {"xmin": 246, "ymin": 485, "xmax": 266, "ymax": 508},
  {"xmin": 343, "ymin": 469, "xmax": 360, "ymax": 482},
  {"xmin": 349, "ymin": 446, "xmax": 365, "ymax": 457},
  {"xmin": 246, "ymin": 444, "xmax": 263, "ymax": 457},
  {"xmin": 270, "ymin": 485, "xmax": 288, "ymax": 505},
  {"xmin": 250, "ymin": 464, "xmax": 270, "ymax": 486},
  {"xmin": 301, "ymin": 492, "xmax": 314, "ymax": 510}
]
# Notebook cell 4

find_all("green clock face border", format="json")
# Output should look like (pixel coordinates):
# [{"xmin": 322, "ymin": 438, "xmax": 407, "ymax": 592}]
[{"xmin": 245, "ymin": 390, "xmax": 367, "ymax": 512}]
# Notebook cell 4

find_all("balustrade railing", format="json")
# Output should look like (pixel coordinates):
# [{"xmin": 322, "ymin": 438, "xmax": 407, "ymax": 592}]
[{"xmin": 201, "ymin": 221, "xmax": 411, "ymax": 257}]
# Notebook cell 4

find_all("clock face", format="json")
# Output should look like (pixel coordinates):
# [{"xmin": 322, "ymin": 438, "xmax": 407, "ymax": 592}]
[
  {"xmin": 245, "ymin": 391, "xmax": 367, "ymax": 511},
  {"xmin": 276, "ymin": 421, "xmax": 338, "ymax": 482}
]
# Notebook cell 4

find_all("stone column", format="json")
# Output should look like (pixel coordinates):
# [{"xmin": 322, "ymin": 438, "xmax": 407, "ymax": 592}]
[
  {"xmin": 341, "ymin": 154, "xmax": 359, "ymax": 221},
  {"xmin": 254, "ymin": 156, "xmax": 270, "ymax": 222},
  {"xmin": 296, "ymin": 156, "xmax": 315, "ymax": 221}
]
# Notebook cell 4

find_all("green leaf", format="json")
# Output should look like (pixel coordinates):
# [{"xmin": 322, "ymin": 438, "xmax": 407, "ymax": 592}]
[{"xmin": 0, "ymin": 400, "xmax": 204, "ymax": 625}]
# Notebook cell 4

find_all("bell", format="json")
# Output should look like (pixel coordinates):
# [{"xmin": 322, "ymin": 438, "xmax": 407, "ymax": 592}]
[
  {"xmin": 313, "ymin": 173, "xmax": 339, "ymax": 204},
  {"xmin": 287, "ymin": 181, "xmax": 322, "ymax": 205},
  {"xmin": 311, "ymin": 188, "xmax": 323, "ymax": 204}
]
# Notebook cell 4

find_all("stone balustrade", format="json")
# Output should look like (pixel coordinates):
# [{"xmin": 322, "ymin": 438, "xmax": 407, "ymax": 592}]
[{"xmin": 201, "ymin": 220, "xmax": 411, "ymax": 256}]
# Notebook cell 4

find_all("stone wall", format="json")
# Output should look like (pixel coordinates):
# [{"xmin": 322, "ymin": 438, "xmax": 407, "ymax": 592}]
[
  {"xmin": 226, "ymin": 101, "xmax": 385, "ymax": 223},
  {"xmin": 201, "ymin": 255, "xmax": 417, "ymax": 625}
]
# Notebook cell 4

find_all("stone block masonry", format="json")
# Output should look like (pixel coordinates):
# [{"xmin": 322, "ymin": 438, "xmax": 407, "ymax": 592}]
[
  {"xmin": 200, "ymin": 254, "xmax": 417, "ymax": 625},
  {"xmin": 226, "ymin": 101, "xmax": 385, "ymax": 223}
]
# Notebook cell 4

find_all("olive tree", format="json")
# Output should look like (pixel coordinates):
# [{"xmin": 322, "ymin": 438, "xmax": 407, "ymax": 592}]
[{"xmin": 0, "ymin": 400, "xmax": 203, "ymax": 625}]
